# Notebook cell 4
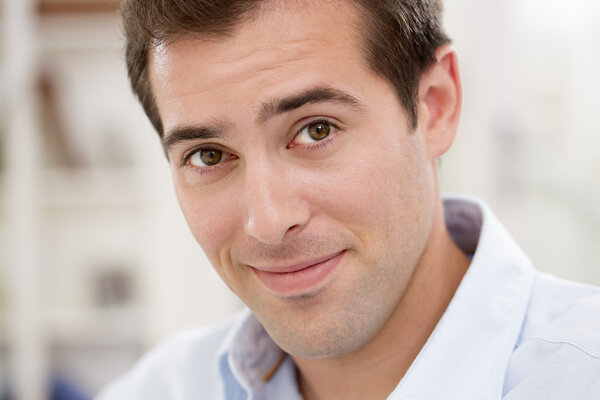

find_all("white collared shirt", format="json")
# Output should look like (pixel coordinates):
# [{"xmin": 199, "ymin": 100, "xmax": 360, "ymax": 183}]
[{"xmin": 96, "ymin": 197, "xmax": 600, "ymax": 399}]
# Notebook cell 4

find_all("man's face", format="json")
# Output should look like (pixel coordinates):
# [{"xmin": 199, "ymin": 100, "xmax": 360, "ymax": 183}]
[{"xmin": 149, "ymin": 0, "xmax": 438, "ymax": 359}]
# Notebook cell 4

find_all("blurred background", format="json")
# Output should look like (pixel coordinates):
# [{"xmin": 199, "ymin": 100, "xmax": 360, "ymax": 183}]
[{"xmin": 0, "ymin": 0, "xmax": 599, "ymax": 398}]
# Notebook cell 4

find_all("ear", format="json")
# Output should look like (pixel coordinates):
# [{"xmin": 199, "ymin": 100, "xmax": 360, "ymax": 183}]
[{"xmin": 417, "ymin": 45, "xmax": 462, "ymax": 160}]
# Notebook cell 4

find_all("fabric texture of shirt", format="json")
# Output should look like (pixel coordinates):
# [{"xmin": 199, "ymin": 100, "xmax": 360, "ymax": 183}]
[{"xmin": 95, "ymin": 196, "xmax": 600, "ymax": 399}]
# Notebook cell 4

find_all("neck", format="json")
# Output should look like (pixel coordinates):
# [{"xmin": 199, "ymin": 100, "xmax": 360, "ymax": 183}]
[{"xmin": 293, "ymin": 200, "xmax": 471, "ymax": 400}]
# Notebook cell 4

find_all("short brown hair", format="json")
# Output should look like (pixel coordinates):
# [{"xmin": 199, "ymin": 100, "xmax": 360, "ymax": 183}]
[{"xmin": 120, "ymin": 0, "xmax": 449, "ymax": 136}]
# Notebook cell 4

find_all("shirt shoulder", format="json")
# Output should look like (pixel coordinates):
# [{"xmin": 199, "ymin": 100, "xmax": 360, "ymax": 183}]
[
  {"xmin": 94, "ymin": 312, "xmax": 243, "ymax": 400},
  {"xmin": 503, "ymin": 273, "xmax": 600, "ymax": 399},
  {"xmin": 521, "ymin": 272, "xmax": 600, "ymax": 353}
]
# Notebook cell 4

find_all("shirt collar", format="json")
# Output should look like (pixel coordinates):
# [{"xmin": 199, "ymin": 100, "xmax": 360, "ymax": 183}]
[
  {"xmin": 389, "ymin": 196, "xmax": 535, "ymax": 398},
  {"xmin": 218, "ymin": 196, "xmax": 536, "ymax": 399},
  {"xmin": 217, "ymin": 308, "xmax": 286, "ymax": 391}
]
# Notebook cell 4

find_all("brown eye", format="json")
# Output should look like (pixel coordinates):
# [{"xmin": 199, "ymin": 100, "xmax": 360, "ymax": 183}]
[
  {"xmin": 292, "ymin": 119, "xmax": 338, "ymax": 147},
  {"xmin": 189, "ymin": 148, "xmax": 223, "ymax": 167},
  {"xmin": 307, "ymin": 122, "xmax": 331, "ymax": 141},
  {"xmin": 200, "ymin": 149, "xmax": 222, "ymax": 165}
]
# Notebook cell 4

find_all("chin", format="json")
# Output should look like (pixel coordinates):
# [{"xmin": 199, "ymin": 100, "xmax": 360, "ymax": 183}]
[{"xmin": 263, "ymin": 304, "xmax": 386, "ymax": 360}]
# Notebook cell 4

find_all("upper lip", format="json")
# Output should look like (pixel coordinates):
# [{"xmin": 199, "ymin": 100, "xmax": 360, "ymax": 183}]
[{"xmin": 250, "ymin": 250, "xmax": 344, "ymax": 274}]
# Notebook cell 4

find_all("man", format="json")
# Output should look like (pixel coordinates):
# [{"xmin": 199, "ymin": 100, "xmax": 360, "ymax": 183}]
[{"xmin": 97, "ymin": 0, "xmax": 600, "ymax": 399}]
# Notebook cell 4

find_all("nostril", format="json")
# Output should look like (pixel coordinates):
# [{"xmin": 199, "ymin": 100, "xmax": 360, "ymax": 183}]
[{"xmin": 287, "ymin": 224, "xmax": 302, "ymax": 234}]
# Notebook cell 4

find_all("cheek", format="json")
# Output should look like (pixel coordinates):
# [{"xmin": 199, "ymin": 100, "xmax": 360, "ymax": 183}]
[
  {"xmin": 318, "ymin": 138, "xmax": 432, "ymax": 234},
  {"xmin": 173, "ymin": 177, "xmax": 239, "ymax": 267}
]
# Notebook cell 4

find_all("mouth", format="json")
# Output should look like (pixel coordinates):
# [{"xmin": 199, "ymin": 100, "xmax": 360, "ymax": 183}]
[{"xmin": 251, "ymin": 250, "xmax": 346, "ymax": 297}]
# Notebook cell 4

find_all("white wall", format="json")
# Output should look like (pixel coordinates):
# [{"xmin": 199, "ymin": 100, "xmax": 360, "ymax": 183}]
[{"xmin": 442, "ymin": 0, "xmax": 600, "ymax": 285}]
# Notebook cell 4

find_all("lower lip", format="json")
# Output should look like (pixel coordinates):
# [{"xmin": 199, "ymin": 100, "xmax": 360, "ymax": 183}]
[{"xmin": 253, "ymin": 251, "xmax": 345, "ymax": 297}]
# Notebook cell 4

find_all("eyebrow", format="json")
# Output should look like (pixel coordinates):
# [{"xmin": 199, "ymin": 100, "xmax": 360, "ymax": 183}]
[
  {"xmin": 259, "ymin": 86, "xmax": 364, "ymax": 123},
  {"xmin": 162, "ymin": 122, "xmax": 228, "ymax": 154}
]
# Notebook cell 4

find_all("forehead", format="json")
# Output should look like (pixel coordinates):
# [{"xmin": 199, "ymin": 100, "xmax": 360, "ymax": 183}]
[{"xmin": 148, "ymin": 0, "xmax": 372, "ymax": 131}]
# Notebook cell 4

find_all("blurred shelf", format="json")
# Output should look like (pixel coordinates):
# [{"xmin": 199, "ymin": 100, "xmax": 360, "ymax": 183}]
[
  {"xmin": 0, "ymin": 167, "xmax": 142, "ymax": 210},
  {"xmin": 46, "ymin": 307, "xmax": 142, "ymax": 347},
  {"xmin": 39, "ymin": 6, "xmax": 123, "ymax": 52},
  {"xmin": 38, "ymin": 0, "xmax": 120, "ymax": 16},
  {"xmin": 44, "ymin": 167, "xmax": 141, "ymax": 209},
  {"xmin": 0, "ymin": 306, "xmax": 143, "ymax": 349}
]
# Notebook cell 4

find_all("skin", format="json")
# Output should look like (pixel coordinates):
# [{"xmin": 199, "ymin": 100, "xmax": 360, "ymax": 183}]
[{"xmin": 148, "ymin": 1, "xmax": 469, "ymax": 398}]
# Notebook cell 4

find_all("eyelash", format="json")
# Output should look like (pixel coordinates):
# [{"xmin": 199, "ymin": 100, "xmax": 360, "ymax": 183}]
[{"xmin": 179, "ymin": 117, "xmax": 341, "ymax": 171}]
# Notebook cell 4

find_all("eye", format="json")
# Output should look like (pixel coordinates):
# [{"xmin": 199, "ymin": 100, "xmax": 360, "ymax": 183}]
[
  {"xmin": 294, "ymin": 120, "xmax": 335, "ymax": 145},
  {"xmin": 188, "ymin": 147, "xmax": 223, "ymax": 167}
]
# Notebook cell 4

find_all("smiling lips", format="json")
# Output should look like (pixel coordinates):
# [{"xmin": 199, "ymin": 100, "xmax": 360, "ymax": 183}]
[{"xmin": 251, "ymin": 250, "xmax": 346, "ymax": 296}]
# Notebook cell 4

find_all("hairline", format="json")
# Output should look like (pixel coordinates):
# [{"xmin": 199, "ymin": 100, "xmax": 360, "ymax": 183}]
[{"xmin": 137, "ymin": 0, "xmax": 442, "ymax": 137}]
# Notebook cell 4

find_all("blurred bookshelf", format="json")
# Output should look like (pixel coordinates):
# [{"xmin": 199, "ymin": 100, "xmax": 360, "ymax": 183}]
[
  {"xmin": 37, "ymin": 0, "xmax": 120, "ymax": 16},
  {"xmin": 1, "ymin": 4, "xmax": 240, "ymax": 399}
]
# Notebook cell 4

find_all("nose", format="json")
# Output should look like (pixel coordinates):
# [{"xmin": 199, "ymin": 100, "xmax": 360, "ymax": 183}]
[{"xmin": 243, "ymin": 163, "xmax": 309, "ymax": 245}]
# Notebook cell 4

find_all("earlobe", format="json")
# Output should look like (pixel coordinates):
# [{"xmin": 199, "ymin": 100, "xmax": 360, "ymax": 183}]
[{"xmin": 418, "ymin": 45, "xmax": 462, "ymax": 159}]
